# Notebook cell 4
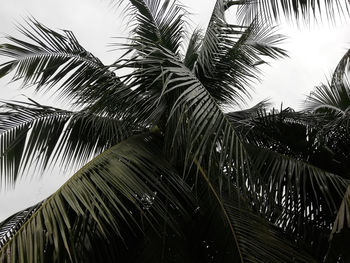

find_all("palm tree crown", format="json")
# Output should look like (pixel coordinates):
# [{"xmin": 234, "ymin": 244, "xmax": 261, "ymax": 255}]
[{"xmin": 0, "ymin": 0, "xmax": 349, "ymax": 262}]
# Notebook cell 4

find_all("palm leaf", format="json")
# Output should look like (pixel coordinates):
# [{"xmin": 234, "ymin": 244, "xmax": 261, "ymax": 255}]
[
  {"xmin": 115, "ymin": 0, "xmax": 187, "ymax": 54},
  {"xmin": 137, "ymin": 45, "xmax": 253, "ymax": 193},
  {"xmin": 0, "ymin": 100, "xmax": 131, "ymax": 187},
  {"xmin": 305, "ymin": 54, "xmax": 350, "ymax": 156},
  {"xmin": 306, "ymin": 82, "xmax": 350, "ymax": 115},
  {"xmin": 227, "ymin": 104, "xmax": 349, "ymax": 259},
  {"xmin": 325, "ymin": 185, "xmax": 350, "ymax": 262},
  {"xmin": 306, "ymin": 48, "xmax": 350, "ymax": 119},
  {"xmin": 191, "ymin": 161, "xmax": 316, "ymax": 263},
  {"xmin": 247, "ymin": 144, "xmax": 348, "ymax": 259},
  {"xmin": 183, "ymin": 29, "xmax": 202, "ymax": 70},
  {"xmin": 0, "ymin": 18, "xmax": 121, "ymax": 106},
  {"xmin": 0, "ymin": 134, "xmax": 192, "ymax": 262},
  {"xmin": 0, "ymin": 202, "xmax": 42, "ymax": 249},
  {"xmin": 236, "ymin": 0, "xmax": 350, "ymax": 24},
  {"xmin": 223, "ymin": 201, "xmax": 316, "ymax": 262},
  {"xmin": 193, "ymin": 0, "xmax": 287, "ymax": 105}
]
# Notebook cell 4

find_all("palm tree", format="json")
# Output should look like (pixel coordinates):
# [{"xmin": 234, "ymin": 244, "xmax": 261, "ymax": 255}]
[
  {"xmin": 0, "ymin": 0, "xmax": 349, "ymax": 262},
  {"xmin": 226, "ymin": 45, "xmax": 350, "ymax": 262},
  {"xmin": 305, "ymin": 48, "xmax": 350, "ymax": 262}
]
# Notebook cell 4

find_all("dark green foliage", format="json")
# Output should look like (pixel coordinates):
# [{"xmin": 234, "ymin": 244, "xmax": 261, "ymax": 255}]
[{"xmin": 0, "ymin": 0, "xmax": 349, "ymax": 262}]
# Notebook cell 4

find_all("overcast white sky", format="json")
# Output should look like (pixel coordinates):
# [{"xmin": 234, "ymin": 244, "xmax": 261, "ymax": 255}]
[{"xmin": 0, "ymin": 0, "xmax": 349, "ymax": 221}]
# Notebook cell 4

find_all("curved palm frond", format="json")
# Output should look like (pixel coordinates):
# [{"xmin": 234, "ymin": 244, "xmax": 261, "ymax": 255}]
[
  {"xmin": 190, "ymin": 162, "xmax": 317, "ymax": 263},
  {"xmin": 223, "ymin": 201, "xmax": 316, "ymax": 262},
  {"xmin": 0, "ymin": 134, "xmax": 192, "ymax": 262},
  {"xmin": 155, "ymin": 47, "xmax": 255, "ymax": 195},
  {"xmin": 248, "ymin": 144, "xmax": 348, "ymax": 217},
  {"xmin": 226, "ymin": 99, "xmax": 271, "ymax": 126},
  {"xmin": 0, "ymin": 100, "xmax": 132, "ymax": 186},
  {"xmin": 305, "ymin": 50, "xmax": 350, "ymax": 165},
  {"xmin": 325, "ymin": 185, "xmax": 350, "ymax": 262},
  {"xmin": 0, "ymin": 18, "xmax": 122, "ymax": 106},
  {"xmin": 192, "ymin": 0, "xmax": 287, "ymax": 105},
  {"xmin": 236, "ymin": 0, "xmax": 350, "ymax": 24},
  {"xmin": 306, "ymin": 48, "xmax": 350, "ymax": 119},
  {"xmin": 332, "ymin": 49, "xmax": 350, "ymax": 86},
  {"xmin": 102, "ymin": 0, "xmax": 190, "ymax": 128},
  {"xmin": 306, "ymin": 82, "xmax": 350, "ymax": 116},
  {"xmin": 228, "ymin": 105, "xmax": 349, "ymax": 176}
]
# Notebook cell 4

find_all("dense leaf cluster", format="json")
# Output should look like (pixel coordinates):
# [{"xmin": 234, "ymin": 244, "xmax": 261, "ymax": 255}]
[{"xmin": 0, "ymin": 0, "xmax": 349, "ymax": 262}]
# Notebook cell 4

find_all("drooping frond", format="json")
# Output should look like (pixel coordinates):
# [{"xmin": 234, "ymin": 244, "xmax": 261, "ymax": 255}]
[
  {"xmin": 0, "ymin": 18, "xmax": 122, "ymax": 106},
  {"xmin": 223, "ymin": 201, "xmax": 316, "ymax": 262},
  {"xmin": 0, "ymin": 100, "xmax": 132, "ymax": 186},
  {"xmin": 244, "ymin": 144, "xmax": 348, "ymax": 260},
  {"xmin": 325, "ymin": 185, "xmax": 350, "ymax": 262},
  {"xmin": 152, "ymin": 46, "xmax": 254, "ymax": 194},
  {"xmin": 0, "ymin": 100, "xmax": 71, "ymax": 185},
  {"xmin": 236, "ymin": 0, "xmax": 350, "ymax": 24},
  {"xmin": 193, "ymin": 0, "xmax": 287, "ymax": 105},
  {"xmin": 0, "ymin": 134, "xmax": 192, "ymax": 262},
  {"xmin": 305, "ymin": 53, "xmax": 350, "ymax": 151},
  {"xmin": 191, "ymin": 162, "xmax": 316, "ymax": 262},
  {"xmin": 248, "ymin": 144, "xmax": 348, "ymax": 217}
]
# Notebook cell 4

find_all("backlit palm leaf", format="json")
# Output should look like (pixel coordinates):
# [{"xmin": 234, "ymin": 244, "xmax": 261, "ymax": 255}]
[
  {"xmin": 0, "ymin": 18, "xmax": 122, "ymax": 106},
  {"xmin": 115, "ymin": 0, "xmax": 187, "ymax": 54},
  {"xmin": 236, "ymin": 0, "xmax": 350, "ymax": 23},
  {"xmin": 192, "ymin": 0, "xmax": 287, "ymax": 105},
  {"xmin": 0, "ymin": 100, "xmax": 131, "ymax": 186}
]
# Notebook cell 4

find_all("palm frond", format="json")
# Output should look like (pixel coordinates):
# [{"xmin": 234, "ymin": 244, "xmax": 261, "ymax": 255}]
[
  {"xmin": 236, "ymin": 0, "xmax": 350, "ymax": 24},
  {"xmin": 115, "ymin": 38, "xmax": 256, "ymax": 206},
  {"xmin": 227, "ymin": 104, "xmax": 349, "ymax": 259},
  {"xmin": 306, "ymin": 82, "xmax": 350, "ymax": 115},
  {"xmin": 0, "ymin": 202, "xmax": 42, "ymax": 249},
  {"xmin": 183, "ymin": 29, "xmax": 202, "ymax": 70},
  {"xmin": 325, "ymin": 185, "xmax": 350, "ymax": 262},
  {"xmin": 194, "ymin": 0, "xmax": 287, "ymax": 105},
  {"xmin": 226, "ymin": 99, "xmax": 271, "ymax": 125},
  {"xmin": 0, "ymin": 100, "xmax": 131, "ymax": 187},
  {"xmin": 191, "ymin": 162, "xmax": 316, "ymax": 262},
  {"xmin": 0, "ymin": 134, "xmax": 192, "ymax": 262},
  {"xmin": 224, "ymin": 201, "xmax": 316, "ymax": 262},
  {"xmin": 332, "ymin": 49, "xmax": 350, "ymax": 86},
  {"xmin": 247, "ymin": 144, "xmax": 348, "ymax": 259},
  {"xmin": 0, "ymin": 18, "xmax": 121, "ymax": 106},
  {"xmin": 228, "ymin": 105, "xmax": 349, "ymax": 177},
  {"xmin": 115, "ymin": 0, "xmax": 187, "ymax": 54},
  {"xmin": 306, "ymin": 48, "xmax": 350, "ymax": 119}
]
